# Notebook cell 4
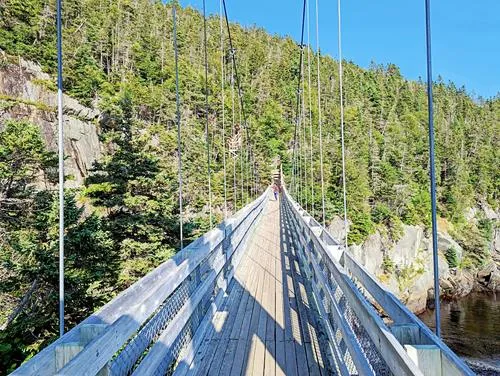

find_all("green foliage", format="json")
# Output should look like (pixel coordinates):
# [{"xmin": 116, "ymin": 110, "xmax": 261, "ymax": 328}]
[
  {"xmin": 0, "ymin": 122, "xmax": 117, "ymax": 373},
  {"xmin": 445, "ymin": 247, "xmax": 459, "ymax": 268},
  {"xmin": 372, "ymin": 203, "xmax": 404, "ymax": 241},
  {"xmin": 382, "ymin": 255, "xmax": 395, "ymax": 274},
  {"xmin": 455, "ymin": 224, "xmax": 491, "ymax": 267}
]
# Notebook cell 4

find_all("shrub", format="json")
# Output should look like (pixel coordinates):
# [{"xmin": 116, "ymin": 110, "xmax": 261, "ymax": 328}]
[{"xmin": 444, "ymin": 247, "xmax": 459, "ymax": 268}]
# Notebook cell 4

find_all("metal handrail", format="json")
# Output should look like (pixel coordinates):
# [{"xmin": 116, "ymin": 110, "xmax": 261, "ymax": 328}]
[{"xmin": 282, "ymin": 188, "xmax": 474, "ymax": 376}]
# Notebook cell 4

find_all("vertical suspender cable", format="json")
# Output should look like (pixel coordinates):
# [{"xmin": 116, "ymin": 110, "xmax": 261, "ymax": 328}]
[
  {"xmin": 292, "ymin": 0, "xmax": 307, "ymax": 203},
  {"xmin": 424, "ymin": 0, "xmax": 441, "ymax": 338},
  {"xmin": 301, "ymin": 56, "xmax": 308, "ymax": 211},
  {"xmin": 231, "ymin": 62, "xmax": 237, "ymax": 209},
  {"xmin": 222, "ymin": 0, "xmax": 257, "ymax": 204},
  {"xmin": 337, "ymin": 0, "xmax": 348, "ymax": 250},
  {"xmin": 315, "ymin": 0, "xmax": 326, "ymax": 226},
  {"xmin": 239, "ymin": 105, "xmax": 244, "ymax": 206},
  {"xmin": 306, "ymin": 0, "xmax": 315, "ymax": 218},
  {"xmin": 202, "ymin": 0, "xmax": 213, "ymax": 228},
  {"xmin": 56, "ymin": 0, "xmax": 65, "ymax": 337},
  {"xmin": 219, "ymin": 0, "xmax": 228, "ymax": 219},
  {"xmin": 173, "ymin": 5, "xmax": 184, "ymax": 249}
]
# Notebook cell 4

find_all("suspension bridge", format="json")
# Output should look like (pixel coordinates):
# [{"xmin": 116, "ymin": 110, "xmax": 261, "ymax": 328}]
[{"xmin": 8, "ymin": 0, "xmax": 477, "ymax": 375}]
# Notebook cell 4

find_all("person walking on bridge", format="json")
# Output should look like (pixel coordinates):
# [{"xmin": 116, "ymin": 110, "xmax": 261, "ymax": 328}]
[{"xmin": 272, "ymin": 183, "xmax": 280, "ymax": 201}]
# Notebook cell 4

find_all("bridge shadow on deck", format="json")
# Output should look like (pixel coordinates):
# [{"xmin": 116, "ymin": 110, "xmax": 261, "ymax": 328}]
[{"xmin": 175, "ymin": 196, "xmax": 333, "ymax": 376}]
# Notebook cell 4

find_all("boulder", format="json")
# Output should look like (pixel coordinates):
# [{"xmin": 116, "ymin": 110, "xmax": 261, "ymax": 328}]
[
  {"xmin": 476, "ymin": 261, "xmax": 500, "ymax": 291},
  {"xmin": 440, "ymin": 269, "xmax": 475, "ymax": 298}
]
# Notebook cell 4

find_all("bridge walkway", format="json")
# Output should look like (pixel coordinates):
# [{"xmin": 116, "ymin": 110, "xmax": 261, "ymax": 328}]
[{"xmin": 181, "ymin": 196, "xmax": 331, "ymax": 375}]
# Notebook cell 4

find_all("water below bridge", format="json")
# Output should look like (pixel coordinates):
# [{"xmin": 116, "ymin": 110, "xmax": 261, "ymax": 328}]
[{"xmin": 419, "ymin": 293, "xmax": 500, "ymax": 375}]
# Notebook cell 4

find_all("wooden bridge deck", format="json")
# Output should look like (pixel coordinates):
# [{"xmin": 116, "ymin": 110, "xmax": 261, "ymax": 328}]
[{"xmin": 181, "ymin": 196, "xmax": 331, "ymax": 375}]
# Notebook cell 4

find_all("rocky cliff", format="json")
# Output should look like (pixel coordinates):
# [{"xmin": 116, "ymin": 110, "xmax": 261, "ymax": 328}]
[
  {"xmin": 0, "ymin": 51, "xmax": 100, "ymax": 187},
  {"xmin": 330, "ymin": 210, "xmax": 500, "ymax": 314}
]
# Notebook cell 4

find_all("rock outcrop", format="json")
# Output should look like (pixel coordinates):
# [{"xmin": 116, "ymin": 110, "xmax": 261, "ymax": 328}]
[
  {"xmin": 0, "ymin": 51, "xmax": 101, "ymax": 186},
  {"xmin": 344, "ymin": 219, "xmax": 499, "ymax": 314}
]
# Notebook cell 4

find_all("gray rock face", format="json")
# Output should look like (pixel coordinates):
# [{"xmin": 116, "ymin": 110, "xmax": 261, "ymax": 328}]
[
  {"xmin": 476, "ymin": 262, "xmax": 500, "ymax": 292},
  {"xmin": 328, "ymin": 215, "xmax": 347, "ymax": 243},
  {"xmin": 349, "ymin": 231, "xmax": 384, "ymax": 277},
  {"xmin": 0, "ymin": 51, "xmax": 101, "ymax": 186},
  {"xmin": 347, "ymin": 223, "xmax": 452, "ymax": 314},
  {"xmin": 390, "ymin": 225, "xmax": 425, "ymax": 265},
  {"xmin": 437, "ymin": 231, "xmax": 463, "ymax": 263}
]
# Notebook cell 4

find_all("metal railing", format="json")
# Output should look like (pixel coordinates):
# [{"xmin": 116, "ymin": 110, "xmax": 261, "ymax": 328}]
[
  {"xmin": 282, "ymin": 188, "xmax": 474, "ymax": 376},
  {"xmin": 12, "ymin": 189, "xmax": 269, "ymax": 376}
]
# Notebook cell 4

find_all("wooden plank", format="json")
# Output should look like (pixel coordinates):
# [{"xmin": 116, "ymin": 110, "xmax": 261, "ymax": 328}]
[
  {"xmin": 207, "ymin": 254, "xmax": 251, "ymax": 375},
  {"xmin": 231, "ymin": 244, "xmax": 262, "ymax": 376},
  {"xmin": 56, "ymin": 315, "xmax": 137, "ymax": 376},
  {"xmin": 244, "ymin": 252, "xmax": 266, "ymax": 376},
  {"xmin": 252, "ymin": 260, "xmax": 270, "ymax": 375},
  {"xmin": 275, "ymin": 233, "xmax": 286, "ymax": 376},
  {"xmin": 405, "ymin": 345, "xmax": 442, "ymax": 376},
  {"xmin": 264, "ymin": 340, "xmax": 277, "ymax": 376},
  {"xmin": 190, "ymin": 250, "xmax": 254, "ymax": 376},
  {"xmin": 391, "ymin": 324, "xmax": 422, "ymax": 345},
  {"xmin": 55, "ymin": 343, "xmax": 82, "ymax": 372},
  {"xmin": 290, "ymin": 257, "xmax": 321, "ymax": 376},
  {"xmin": 263, "ymin": 240, "xmax": 277, "ymax": 376}
]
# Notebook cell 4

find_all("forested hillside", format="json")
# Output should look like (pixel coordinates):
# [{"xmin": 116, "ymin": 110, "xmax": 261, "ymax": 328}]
[{"xmin": 0, "ymin": 0, "xmax": 498, "ymax": 372}]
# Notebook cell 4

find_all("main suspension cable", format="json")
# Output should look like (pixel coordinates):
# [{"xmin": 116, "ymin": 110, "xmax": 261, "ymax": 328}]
[
  {"xmin": 219, "ymin": 0, "xmax": 228, "ymax": 219},
  {"xmin": 315, "ymin": 0, "xmax": 326, "ymax": 226},
  {"xmin": 173, "ymin": 5, "xmax": 184, "ymax": 249},
  {"xmin": 202, "ymin": 0, "xmax": 213, "ymax": 228}
]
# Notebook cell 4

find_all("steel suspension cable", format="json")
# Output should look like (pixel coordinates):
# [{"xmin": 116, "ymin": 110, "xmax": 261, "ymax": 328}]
[
  {"xmin": 337, "ymin": 0, "xmax": 348, "ymax": 250},
  {"xmin": 291, "ymin": 0, "xmax": 307, "ymax": 203},
  {"xmin": 219, "ymin": 0, "xmax": 228, "ymax": 219},
  {"xmin": 56, "ymin": 0, "xmax": 65, "ymax": 337},
  {"xmin": 222, "ymin": 0, "xmax": 256, "ymax": 199},
  {"xmin": 315, "ymin": 0, "xmax": 326, "ymax": 226},
  {"xmin": 202, "ymin": 0, "xmax": 213, "ymax": 228},
  {"xmin": 239, "ymin": 104, "xmax": 244, "ymax": 206},
  {"xmin": 173, "ymin": 5, "xmax": 184, "ymax": 249},
  {"xmin": 424, "ymin": 0, "xmax": 441, "ymax": 338},
  {"xmin": 306, "ymin": 0, "xmax": 314, "ymax": 217},
  {"xmin": 301, "ymin": 56, "xmax": 308, "ymax": 210},
  {"xmin": 231, "ymin": 61, "xmax": 237, "ymax": 209}
]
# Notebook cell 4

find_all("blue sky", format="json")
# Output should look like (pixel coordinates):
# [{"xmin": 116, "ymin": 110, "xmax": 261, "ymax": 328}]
[{"xmin": 180, "ymin": 0, "xmax": 499, "ymax": 99}]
